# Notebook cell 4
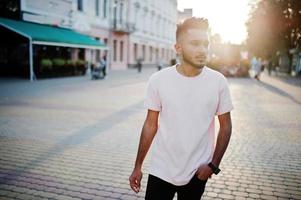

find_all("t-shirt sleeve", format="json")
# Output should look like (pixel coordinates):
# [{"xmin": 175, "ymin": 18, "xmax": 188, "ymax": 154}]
[
  {"xmin": 215, "ymin": 76, "xmax": 234, "ymax": 115},
  {"xmin": 144, "ymin": 80, "xmax": 161, "ymax": 112}
]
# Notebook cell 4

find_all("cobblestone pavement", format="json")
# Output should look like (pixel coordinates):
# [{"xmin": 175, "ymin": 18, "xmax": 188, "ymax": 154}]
[{"xmin": 0, "ymin": 69, "xmax": 300, "ymax": 200}]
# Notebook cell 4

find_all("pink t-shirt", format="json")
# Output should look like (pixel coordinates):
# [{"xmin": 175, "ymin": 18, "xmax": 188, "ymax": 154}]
[{"xmin": 144, "ymin": 65, "xmax": 233, "ymax": 186}]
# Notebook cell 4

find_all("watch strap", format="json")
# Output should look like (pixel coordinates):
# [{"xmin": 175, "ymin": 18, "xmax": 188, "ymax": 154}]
[{"xmin": 208, "ymin": 162, "xmax": 221, "ymax": 175}]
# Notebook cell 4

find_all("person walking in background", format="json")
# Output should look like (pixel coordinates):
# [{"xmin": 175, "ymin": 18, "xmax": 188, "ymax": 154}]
[
  {"xmin": 267, "ymin": 58, "xmax": 272, "ymax": 75},
  {"xmin": 157, "ymin": 58, "xmax": 164, "ymax": 71},
  {"xmin": 255, "ymin": 57, "xmax": 262, "ymax": 81},
  {"xmin": 100, "ymin": 55, "xmax": 107, "ymax": 79},
  {"xmin": 136, "ymin": 58, "xmax": 143, "ymax": 73},
  {"xmin": 129, "ymin": 17, "xmax": 233, "ymax": 200},
  {"xmin": 251, "ymin": 56, "xmax": 257, "ymax": 77},
  {"xmin": 251, "ymin": 57, "xmax": 262, "ymax": 81}
]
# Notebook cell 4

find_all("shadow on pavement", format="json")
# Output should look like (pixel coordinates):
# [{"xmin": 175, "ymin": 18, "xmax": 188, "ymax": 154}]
[
  {"xmin": 0, "ymin": 100, "xmax": 144, "ymax": 185},
  {"xmin": 258, "ymin": 80, "xmax": 301, "ymax": 105}
]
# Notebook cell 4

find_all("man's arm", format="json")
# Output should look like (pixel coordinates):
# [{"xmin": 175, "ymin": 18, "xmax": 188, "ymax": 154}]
[
  {"xmin": 129, "ymin": 109, "xmax": 159, "ymax": 193},
  {"xmin": 196, "ymin": 112, "xmax": 232, "ymax": 179},
  {"xmin": 211, "ymin": 112, "xmax": 232, "ymax": 166}
]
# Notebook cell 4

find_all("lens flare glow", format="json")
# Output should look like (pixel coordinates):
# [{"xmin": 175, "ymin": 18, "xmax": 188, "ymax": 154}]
[{"xmin": 178, "ymin": 0, "xmax": 253, "ymax": 44}]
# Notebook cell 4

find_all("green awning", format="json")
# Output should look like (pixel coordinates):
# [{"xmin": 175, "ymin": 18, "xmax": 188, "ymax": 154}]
[{"xmin": 0, "ymin": 17, "xmax": 107, "ymax": 49}]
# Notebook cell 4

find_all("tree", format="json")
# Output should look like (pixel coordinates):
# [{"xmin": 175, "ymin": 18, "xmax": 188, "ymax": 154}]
[
  {"xmin": 285, "ymin": 0, "xmax": 301, "ymax": 49},
  {"xmin": 246, "ymin": 0, "xmax": 301, "ymax": 63}
]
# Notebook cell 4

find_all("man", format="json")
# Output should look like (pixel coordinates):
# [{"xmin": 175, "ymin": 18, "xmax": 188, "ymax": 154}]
[{"xmin": 129, "ymin": 17, "xmax": 233, "ymax": 200}]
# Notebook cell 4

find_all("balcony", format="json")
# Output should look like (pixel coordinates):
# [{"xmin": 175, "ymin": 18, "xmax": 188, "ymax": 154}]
[{"xmin": 110, "ymin": 20, "xmax": 135, "ymax": 34}]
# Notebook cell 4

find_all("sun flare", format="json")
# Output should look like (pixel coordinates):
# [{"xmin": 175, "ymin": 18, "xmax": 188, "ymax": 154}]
[{"xmin": 178, "ymin": 0, "xmax": 253, "ymax": 44}]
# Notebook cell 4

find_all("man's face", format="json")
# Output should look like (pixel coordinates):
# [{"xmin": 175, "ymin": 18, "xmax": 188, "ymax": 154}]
[{"xmin": 175, "ymin": 29, "xmax": 209, "ymax": 69}]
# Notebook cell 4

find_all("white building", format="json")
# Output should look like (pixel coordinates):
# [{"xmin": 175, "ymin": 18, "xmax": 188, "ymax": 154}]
[
  {"xmin": 20, "ymin": 0, "xmax": 178, "ymax": 70},
  {"xmin": 177, "ymin": 8, "xmax": 192, "ymax": 23},
  {"xmin": 128, "ymin": 0, "xmax": 177, "ymax": 68}
]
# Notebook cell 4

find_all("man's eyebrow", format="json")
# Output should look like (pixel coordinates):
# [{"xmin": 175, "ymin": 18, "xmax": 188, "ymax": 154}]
[{"xmin": 190, "ymin": 39, "xmax": 209, "ymax": 43}]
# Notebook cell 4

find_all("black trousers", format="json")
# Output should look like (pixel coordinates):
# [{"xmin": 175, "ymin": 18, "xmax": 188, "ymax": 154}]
[{"xmin": 145, "ymin": 174, "xmax": 207, "ymax": 200}]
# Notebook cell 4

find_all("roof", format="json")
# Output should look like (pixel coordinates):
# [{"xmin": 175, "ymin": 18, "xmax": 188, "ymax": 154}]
[{"xmin": 0, "ymin": 17, "xmax": 107, "ymax": 49}]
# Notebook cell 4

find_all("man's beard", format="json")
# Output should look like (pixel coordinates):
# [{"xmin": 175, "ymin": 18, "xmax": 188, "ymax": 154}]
[{"xmin": 182, "ymin": 54, "xmax": 206, "ymax": 69}]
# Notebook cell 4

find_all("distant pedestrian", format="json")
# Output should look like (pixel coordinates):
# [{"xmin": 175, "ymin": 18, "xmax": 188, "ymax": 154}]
[
  {"xmin": 157, "ymin": 59, "xmax": 164, "ymax": 71},
  {"xmin": 251, "ymin": 57, "xmax": 262, "ymax": 81},
  {"xmin": 129, "ymin": 17, "xmax": 233, "ymax": 200},
  {"xmin": 268, "ymin": 60, "xmax": 273, "ymax": 75},
  {"xmin": 256, "ymin": 58, "xmax": 263, "ymax": 81},
  {"xmin": 100, "ymin": 55, "xmax": 107, "ymax": 78},
  {"xmin": 136, "ymin": 58, "xmax": 143, "ymax": 73}
]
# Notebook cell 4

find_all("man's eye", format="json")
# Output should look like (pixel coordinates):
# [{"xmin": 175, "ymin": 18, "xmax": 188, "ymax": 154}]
[
  {"xmin": 203, "ymin": 42, "xmax": 209, "ymax": 47},
  {"xmin": 191, "ymin": 41, "xmax": 209, "ymax": 46},
  {"xmin": 191, "ymin": 42, "xmax": 200, "ymax": 46}
]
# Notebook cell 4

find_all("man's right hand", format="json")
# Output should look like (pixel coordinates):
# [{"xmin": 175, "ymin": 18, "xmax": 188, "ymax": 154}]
[{"xmin": 129, "ymin": 169, "xmax": 143, "ymax": 193}]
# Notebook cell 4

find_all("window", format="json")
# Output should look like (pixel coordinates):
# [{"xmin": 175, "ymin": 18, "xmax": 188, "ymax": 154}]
[
  {"xmin": 134, "ymin": 43, "xmax": 138, "ymax": 61},
  {"xmin": 103, "ymin": 0, "xmax": 107, "ymax": 18},
  {"xmin": 95, "ymin": 0, "xmax": 99, "ymax": 16},
  {"xmin": 166, "ymin": 49, "xmax": 169, "ymax": 60},
  {"xmin": 149, "ymin": 46, "xmax": 153, "ymax": 62},
  {"xmin": 113, "ymin": 40, "xmax": 117, "ymax": 61},
  {"xmin": 96, "ymin": 49, "xmax": 101, "ymax": 61},
  {"xmin": 78, "ymin": 49, "xmax": 85, "ymax": 60},
  {"xmin": 77, "ymin": 0, "xmax": 83, "ymax": 11},
  {"xmin": 142, "ymin": 45, "xmax": 146, "ymax": 60},
  {"xmin": 162, "ymin": 48, "xmax": 165, "ymax": 59},
  {"xmin": 102, "ymin": 39, "xmax": 108, "ymax": 56},
  {"xmin": 96, "ymin": 37, "xmax": 101, "ymax": 61},
  {"xmin": 0, "ymin": 0, "xmax": 21, "ymax": 20},
  {"xmin": 120, "ymin": 41, "xmax": 123, "ymax": 62},
  {"xmin": 119, "ymin": 2, "xmax": 123, "ymax": 24}
]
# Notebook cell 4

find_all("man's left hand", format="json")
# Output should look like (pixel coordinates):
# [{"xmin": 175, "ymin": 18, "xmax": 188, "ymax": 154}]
[{"xmin": 195, "ymin": 164, "xmax": 213, "ymax": 181}]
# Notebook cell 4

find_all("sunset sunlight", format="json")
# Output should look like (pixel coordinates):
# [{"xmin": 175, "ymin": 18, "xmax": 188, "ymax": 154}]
[{"xmin": 178, "ymin": 0, "xmax": 255, "ymax": 44}]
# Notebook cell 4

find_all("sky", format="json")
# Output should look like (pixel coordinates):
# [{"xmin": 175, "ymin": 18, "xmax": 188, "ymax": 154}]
[{"xmin": 177, "ymin": 0, "xmax": 256, "ymax": 44}]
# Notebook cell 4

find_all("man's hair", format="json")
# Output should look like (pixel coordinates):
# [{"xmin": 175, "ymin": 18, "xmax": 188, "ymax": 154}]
[{"xmin": 176, "ymin": 17, "xmax": 209, "ymax": 41}]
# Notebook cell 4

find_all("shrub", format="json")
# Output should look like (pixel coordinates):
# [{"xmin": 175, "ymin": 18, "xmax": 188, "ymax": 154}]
[
  {"xmin": 52, "ymin": 58, "xmax": 65, "ymax": 67},
  {"xmin": 40, "ymin": 59, "xmax": 52, "ymax": 71},
  {"xmin": 76, "ymin": 59, "xmax": 86, "ymax": 66},
  {"xmin": 66, "ymin": 59, "xmax": 76, "ymax": 67}
]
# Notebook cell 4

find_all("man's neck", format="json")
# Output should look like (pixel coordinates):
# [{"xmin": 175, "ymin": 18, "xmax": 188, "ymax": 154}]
[{"xmin": 177, "ymin": 63, "xmax": 204, "ymax": 77}]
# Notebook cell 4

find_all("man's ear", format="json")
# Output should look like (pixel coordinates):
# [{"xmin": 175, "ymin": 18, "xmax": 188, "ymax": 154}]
[{"xmin": 174, "ymin": 43, "xmax": 182, "ymax": 55}]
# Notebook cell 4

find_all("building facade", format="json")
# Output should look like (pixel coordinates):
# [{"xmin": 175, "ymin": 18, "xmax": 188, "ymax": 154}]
[
  {"xmin": 127, "ymin": 0, "xmax": 177, "ymax": 68},
  {"xmin": 177, "ymin": 8, "xmax": 192, "ymax": 23},
  {"xmin": 20, "ymin": 0, "xmax": 177, "ymax": 70}
]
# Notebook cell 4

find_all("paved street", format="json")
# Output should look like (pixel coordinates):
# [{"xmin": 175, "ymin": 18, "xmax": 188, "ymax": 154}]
[{"xmin": 0, "ymin": 68, "xmax": 301, "ymax": 200}]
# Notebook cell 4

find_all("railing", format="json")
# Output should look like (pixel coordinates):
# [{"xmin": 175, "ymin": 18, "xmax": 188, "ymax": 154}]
[{"xmin": 110, "ymin": 20, "xmax": 135, "ymax": 33}]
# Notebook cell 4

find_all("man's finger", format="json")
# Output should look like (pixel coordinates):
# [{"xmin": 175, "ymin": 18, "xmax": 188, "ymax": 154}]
[
  {"xmin": 129, "ymin": 178, "xmax": 140, "ymax": 193},
  {"xmin": 130, "ymin": 184, "xmax": 138, "ymax": 193},
  {"xmin": 136, "ymin": 179, "xmax": 141, "ymax": 186},
  {"xmin": 130, "ymin": 181, "xmax": 138, "ymax": 192},
  {"xmin": 131, "ymin": 184, "xmax": 140, "ymax": 193}
]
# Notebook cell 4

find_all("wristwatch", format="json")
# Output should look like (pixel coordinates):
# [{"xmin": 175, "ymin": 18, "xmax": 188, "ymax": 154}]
[{"xmin": 208, "ymin": 162, "xmax": 221, "ymax": 175}]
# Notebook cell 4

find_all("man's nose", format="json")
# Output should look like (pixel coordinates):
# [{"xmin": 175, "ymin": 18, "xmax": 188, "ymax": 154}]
[{"xmin": 198, "ymin": 45, "xmax": 208, "ymax": 53}]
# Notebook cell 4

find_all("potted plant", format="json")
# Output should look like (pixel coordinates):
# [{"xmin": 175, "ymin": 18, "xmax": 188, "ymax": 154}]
[
  {"xmin": 40, "ymin": 59, "xmax": 53, "ymax": 78},
  {"xmin": 65, "ymin": 59, "xmax": 76, "ymax": 76},
  {"xmin": 76, "ymin": 59, "xmax": 87, "ymax": 75},
  {"xmin": 52, "ymin": 58, "xmax": 65, "ymax": 76}
]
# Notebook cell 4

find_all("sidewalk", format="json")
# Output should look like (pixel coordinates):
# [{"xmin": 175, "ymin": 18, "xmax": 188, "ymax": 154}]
[
  {"xmin": 0, "ymin": 67, "xmax": 300, "ymax": 200},
  {"xmin": 260, "ymin": 72, "xmax": 301, "ymax": 104},
  {"xmin": 0, "ymin": 67, "xmax": 158, "ymax": 99}
]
